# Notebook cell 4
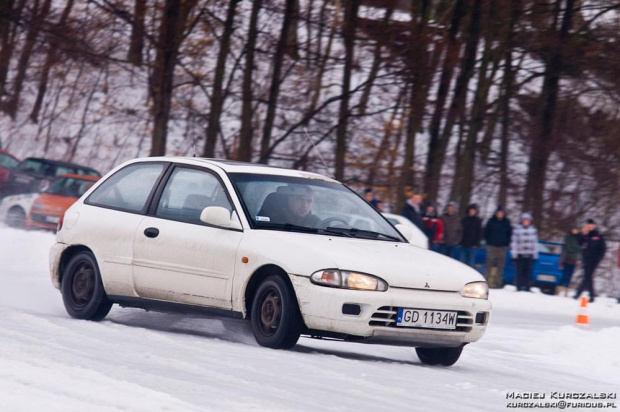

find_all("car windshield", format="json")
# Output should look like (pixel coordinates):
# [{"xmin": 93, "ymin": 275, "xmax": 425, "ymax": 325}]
[
  {"xmin": 230, "ymin": 173, "xmax": 403, "ymax": 242},
  {"xmin": 46, "ymin": 177, "xmax": 95, "ymax": 197},
  {"xmin": 0, "ymin": 153, "xmax": 19, "ymax": 170}
]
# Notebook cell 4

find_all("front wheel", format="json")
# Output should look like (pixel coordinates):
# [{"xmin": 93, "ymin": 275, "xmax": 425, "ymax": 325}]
[
  {"xmin": 6, "ymin": 207, "xmax": 26, "ymax": 229},
  {"xmin": 251, "ymin": 275, "xmax": 302, "ymax": 349},
  {"xmin": 416, "ymin": 345, "xmax": 464, "ymax": 366},
  {"xmin": 61, "ymin": 251, "xmax": 112, "ymax": 321}
]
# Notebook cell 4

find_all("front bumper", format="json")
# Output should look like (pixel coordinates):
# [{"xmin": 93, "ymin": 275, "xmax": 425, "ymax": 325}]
[{"xmin": 290, "ymin": 275, "xmax": 491, "ymax": 348}]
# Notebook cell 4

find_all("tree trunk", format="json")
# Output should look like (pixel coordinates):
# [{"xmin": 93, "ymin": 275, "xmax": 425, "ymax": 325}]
[
  {"xmin": 259, "ymin": 0, "xmax": 297, "ymax": 163},
  {"xmin": 423, "ymin": 0, "xmax": 467, "ymax": 202},
  {"xmin": 150, "ymin": 0, "xmax": 197, "ymax": 157},
  {"xmin": 0, "ymin": 0, "xmax": 15, "ymax": 94},
  {"xmin": 128, "ymin": 0, "xmax": 147, "ymax": 67},
  {"xmin": 334, "ymin": 0, "xmax": 360, "ymax": 181},
  {"xmin": 237, "ymin": 0, "xmax": 262, "ymax": 162},
  {"xmin": 523, "ymin": 0, "xmax": 575, "ymax": 224},
  {"xmin": 424, "ymin": 0, "xmax": 482, "ymax": 203},
  {"xmin": 203, "ymin": 0, "xmax": 240, "ymax": 158},
  {"xmin": 357, "ymin": 1, "xmax": 394, "ymax": 117},
  {"xmin": 5, "ymin": 0, "xmax": 52, "ymax": 119},
  {"xmin": 30, "ymin": 0, "xmax": 75, "ymax": 123}
]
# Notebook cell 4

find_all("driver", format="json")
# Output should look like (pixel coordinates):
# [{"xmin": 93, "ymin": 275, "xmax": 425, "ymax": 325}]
[{"xmin": 280, "ymin": 185, "xmax": 320, "ymax": 227}]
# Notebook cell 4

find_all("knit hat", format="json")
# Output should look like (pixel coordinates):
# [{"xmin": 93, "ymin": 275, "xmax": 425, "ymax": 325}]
[
  {"xmin": 520, "ymin": 212, "xmax": 533, "ymax": 221},
  {"xmin": 586, "ymin": 218, "xmax": 595, "ymax": 225},
  {"xmin": 496, "ymin": 205, "xmax": 505, "ymax": 212}
]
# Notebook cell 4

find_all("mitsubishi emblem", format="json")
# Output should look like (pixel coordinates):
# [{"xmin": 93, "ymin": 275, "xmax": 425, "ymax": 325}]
[{"xmin": 424, "ymin": 282, "xmax": 430, "ymax": 288}]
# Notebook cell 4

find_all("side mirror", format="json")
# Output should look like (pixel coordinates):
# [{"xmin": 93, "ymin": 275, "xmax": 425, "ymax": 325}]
[
  {"xmin": 200, "ymin": 207, "xmax": 242, "ymax": 230},
  {"xmin": 395, "ymin": 223, "xmax": 414, "ymax": 242}
]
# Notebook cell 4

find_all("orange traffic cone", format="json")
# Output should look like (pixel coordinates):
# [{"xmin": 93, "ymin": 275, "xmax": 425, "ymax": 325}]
[{"xmin": 575, "ymin": 296, "xmax": 589, "ymax": 326}]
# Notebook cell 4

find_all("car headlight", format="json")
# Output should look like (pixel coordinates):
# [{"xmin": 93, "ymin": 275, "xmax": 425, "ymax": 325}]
[
  {"xmin": 460, "ymin": 281, "xmax": 489, "ymax": 299},
  {"xmin": 310, "ymin": 270, "xmax": 388, "ymax": 291}
]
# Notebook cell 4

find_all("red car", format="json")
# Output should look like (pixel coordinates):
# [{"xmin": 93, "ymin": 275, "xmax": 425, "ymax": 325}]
[{"xmin": 0, "ymin": 149, "xmax": 20, "ymax": 192}]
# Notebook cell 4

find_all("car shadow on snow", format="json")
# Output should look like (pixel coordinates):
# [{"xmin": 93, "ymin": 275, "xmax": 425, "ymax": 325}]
[{"xmin": 292, "ymin": 343, "xmax": 420, "ymax": 366}]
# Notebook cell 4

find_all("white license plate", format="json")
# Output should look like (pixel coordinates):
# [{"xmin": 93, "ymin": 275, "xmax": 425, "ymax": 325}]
[
  {"xmin": 45, "ymin": 216, "xmax": 60, "ymax": 223},
  {"xmin": 396, "ymin": 308, "xmax": 457, "ymax": 330},
  {"xmin": 536, "ymin": 274, "xmax": 556, "ymax": 282}
]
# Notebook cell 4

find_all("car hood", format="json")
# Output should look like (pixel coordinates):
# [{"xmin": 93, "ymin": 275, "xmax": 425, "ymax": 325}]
[
  {"xmin": 32, "ymin": 194, "xmax": 77, "ymax": 215},
  {"xmin": 245, "ymin": 231, "xmax": 484, "ymax": 291}
]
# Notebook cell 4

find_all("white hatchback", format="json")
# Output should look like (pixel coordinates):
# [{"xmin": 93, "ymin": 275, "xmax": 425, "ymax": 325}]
[{"xmin": 50, "ymin": 157, "xmax": 491, "ymax": 366}]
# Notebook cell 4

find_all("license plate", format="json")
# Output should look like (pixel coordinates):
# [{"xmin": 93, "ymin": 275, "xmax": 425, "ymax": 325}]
[
  {"xmin": 396, "ymin": 308, "xmax": 457, "ymax": 330},
  {"xmin": 45, "ymin": 216, "xmax": 60, "ymax": 223},
  {"xmin": 536, "ymin": 274, "xmax": 556, "ymax": 282}
]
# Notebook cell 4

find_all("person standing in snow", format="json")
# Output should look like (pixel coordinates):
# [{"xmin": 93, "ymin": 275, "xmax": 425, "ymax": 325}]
[
  {"xmin": 440, "ymin": 201, "xmax": 461, "ymax": 258},
  {"xmin": 364, "ymin": 188, "xmax": 379, "ymax": 209},
  {"xmin": 484, "ymin": 206, "xmax": 512, "ymax": 288},
  {"xmin": 511, "ymin": 213, "xmax": 539, "ymax": 292},
  {"xmin": 402, "ymin": 189, "xmax": 424, "ymax": 230},
  {"xmin": 574, "ymin": 219, "xmax": 606, "ymax": 303},
  {"xmin": 558, "ymin": 226, "xmax": 580, "ymax": 296},
  {"xmin": 460, "ymin": 204, "xmax": 482, "ymax": 267},
  {"xmin": 422, "ymin": 203, "xmax": 444, "ymax": 251}
]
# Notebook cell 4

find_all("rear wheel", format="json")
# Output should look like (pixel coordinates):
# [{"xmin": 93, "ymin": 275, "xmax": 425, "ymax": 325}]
[
  {"xmin": 6, "ymin": 207, "xmax": 26, "ymax": 229},
  {"xmin": 416, "ymin": 345, "xmax": 464, "ymax": 366},
  {"xmin": 251, "ymin": 275, "xmax": 302, "ymax": 349},
  {"xmin": 61, "ymin": 251, "xmax": 112, "ymax": 321}
]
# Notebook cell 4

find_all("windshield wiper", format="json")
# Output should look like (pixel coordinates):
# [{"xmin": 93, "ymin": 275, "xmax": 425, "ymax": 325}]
[
  {"xmin": 325, "ymin": 227, "xmax": 401, "ymax": 242},
  {"xmin": 256, "ymin": 222, "xmax": 352, "ymax": 238}
]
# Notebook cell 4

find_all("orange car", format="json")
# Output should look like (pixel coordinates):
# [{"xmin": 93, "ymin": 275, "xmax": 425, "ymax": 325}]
[{"xmin": 28, "ymin": 174, "xmax": 99, "ymax": 230}]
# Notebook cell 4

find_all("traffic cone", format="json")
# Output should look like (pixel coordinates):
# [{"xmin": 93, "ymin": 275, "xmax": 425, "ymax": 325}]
[{"xmin": 575, "ymin": 296, "xmax": 589, "ymax": 326}]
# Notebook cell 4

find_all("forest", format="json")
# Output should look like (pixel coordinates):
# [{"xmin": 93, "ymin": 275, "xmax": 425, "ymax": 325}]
[{"xmin": 1, "ymin": 0, "xmax": 620, "ymax": 237}]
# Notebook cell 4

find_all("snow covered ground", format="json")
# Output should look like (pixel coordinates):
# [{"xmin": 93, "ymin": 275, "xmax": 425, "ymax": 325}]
[{"xmin": 0, "ymin": 227, "xmax": 618, "ymax": 411}]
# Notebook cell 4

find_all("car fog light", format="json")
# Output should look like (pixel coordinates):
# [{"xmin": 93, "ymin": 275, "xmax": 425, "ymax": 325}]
[
  {"xmin": 310, "ymin": 270, "xmax": 388, "ymax": 291},
  {"xmin": 460, "ymin": 281, "xmax": 488, "ymax": 299}
]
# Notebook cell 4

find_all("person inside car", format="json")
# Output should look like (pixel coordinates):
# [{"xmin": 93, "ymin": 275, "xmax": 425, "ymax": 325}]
[{"xmin": 281, "ymin": 185, "xmax": 320, "ymax": 227}]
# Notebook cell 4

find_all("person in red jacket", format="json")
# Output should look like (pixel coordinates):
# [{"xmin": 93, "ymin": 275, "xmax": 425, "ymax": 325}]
[{"xmin": 422, "ymin": 203, "xmax": 444, "ymax": 251}]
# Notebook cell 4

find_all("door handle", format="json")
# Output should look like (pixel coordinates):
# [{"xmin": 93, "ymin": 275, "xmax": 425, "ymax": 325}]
[{"xmin": 144, "ymin": 227, "xmax": 159, "ymax": 238}]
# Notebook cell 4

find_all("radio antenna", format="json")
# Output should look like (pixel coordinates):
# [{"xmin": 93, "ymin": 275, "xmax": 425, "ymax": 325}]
[
  {"xmin": 303, "ymin": 127, "xmax": 334, "ymax": 179},
  {"xmin": 193, "ymin": 143, "xmax": 197, "ymax": 157}
]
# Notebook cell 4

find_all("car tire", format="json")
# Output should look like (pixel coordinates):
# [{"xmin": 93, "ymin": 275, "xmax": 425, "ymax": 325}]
[
  {"xmin": 251, "ymin": 275, "xmax": 302, "ymax": 349},
  {"xmin": 6, "ymin": 207, "xmax": 26, "ymax": 229},
  {"xmin": 416, "ymin": 345, "xmax": 464, "ymax": 366},
  {"xmin": 61, "ymin": 251, "xmax": 112, "ymax": 321}
]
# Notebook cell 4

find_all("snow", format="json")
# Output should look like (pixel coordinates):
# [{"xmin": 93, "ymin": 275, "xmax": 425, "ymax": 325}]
[{"xmin": 0, "ymin": 227, "xmax": 619, "ymax": 411}]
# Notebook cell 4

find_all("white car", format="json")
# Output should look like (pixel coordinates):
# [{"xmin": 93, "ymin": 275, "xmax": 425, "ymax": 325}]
[
  {"xmin": 382, "ymin": 212, "xmax": 429, "ymax": 249},
  {"xmin": 49, "ymin": 157, "xmax": 491, "ymax": 366},
  {"xmin": 0, "ymin": 192, "xmax": 38, "ymax": 228}
]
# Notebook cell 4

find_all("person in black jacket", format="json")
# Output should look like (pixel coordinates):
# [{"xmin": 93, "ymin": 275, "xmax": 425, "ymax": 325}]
[
  {"xmin": 402, "ymin": 190, "xmax": 424, "ymax": 230},
  {"xmin": 460, "ymin": 204, "xmax": 482, "ymax": 267},
  {"xmin": 574, "ymin": 219, "xmax": 606, "ymax": 302},
  {"xmin": 484, "ymin": 206, "xmax": 512, "ymax": 288}
]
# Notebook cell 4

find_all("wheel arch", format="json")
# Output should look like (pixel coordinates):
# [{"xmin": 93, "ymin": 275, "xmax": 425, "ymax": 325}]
[
  {"xmin": 58, "ymin": 245, "xmax": 95, "ymax": 286},
  {"xmin": 244, "ymin": 264, "xmax": 299, "ymax": 321}
]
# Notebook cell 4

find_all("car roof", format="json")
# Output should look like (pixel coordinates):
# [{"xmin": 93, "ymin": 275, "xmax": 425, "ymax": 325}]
[
  {"xmin": 22, "ymin": 157, "xmax": 96, "ymax": 169},
  {"xmin": 0, "ymin": 149, "xmax": 18, "ymax": 159},
  {"xmin": 55, "ymin": 174, "xmax": 100, "ymax": 181},
  {"xmin": 135, "ymin": 157, "xmax": 339, "ymax": 182}
]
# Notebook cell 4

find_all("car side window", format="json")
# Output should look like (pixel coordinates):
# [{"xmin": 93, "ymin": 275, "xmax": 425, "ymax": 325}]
[
  {"xmin": 87, "ymin": 163, "xmax": 164, "ymax": 212},
  {"xmin": 156, "ymin": 167, "xmax": 233, "ymax": 225}
]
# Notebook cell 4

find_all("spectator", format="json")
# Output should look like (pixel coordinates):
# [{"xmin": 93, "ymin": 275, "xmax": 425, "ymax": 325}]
[
  {"xmin": 484, "ymin": 205, "xmax": 512, "ymax": 288},
  {"xmin": 402, "ymin": 189, "xmax": 424, "ymax": 230},
  {"xmin": 440, "ymin": 201, "xmax": 461, "ymax": 258},
  {"xmin": 558, "ymin": 226, "xmax": 580, "ymax": 296},
  {"xmin": 460, "ymin": 204, "xmax": 482, "ymax": 267},
  {"xmin": 574, "ymin": 219, "xmax": 606, "ymax": 303},
  {"xmin": 364, "ymin": 188, "xmax": 378, "ymax": 208},
  {"xmin": 422, "ymin": 203, "xmax": 444, "ymax": 250},
  {"xmin": 511, "ymin": 213, "xmax": 539, "ymax": 292},
  {"xmin": 375, "ymin": 199, "xmax": 384, "ymax": 212}
]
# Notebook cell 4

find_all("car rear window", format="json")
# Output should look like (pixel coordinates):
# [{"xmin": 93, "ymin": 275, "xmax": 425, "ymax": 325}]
[{"xmin": 86, "ymin": 163, "xmax": 165, "ymax": 213}]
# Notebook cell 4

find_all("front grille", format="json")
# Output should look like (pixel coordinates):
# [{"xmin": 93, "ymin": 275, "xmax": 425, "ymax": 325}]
[
  {"xmin": 369, "ymin": 306, "xmax": 473, "ymax": 332},
  {"xmin": 30, "ymin": 213, "xmax": 48, "ymax": 223}
]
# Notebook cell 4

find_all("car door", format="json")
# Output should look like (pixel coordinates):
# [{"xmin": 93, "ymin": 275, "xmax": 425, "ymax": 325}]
[
  {"xmin": 132, "ymin": 165, "xmax": 243, "ymax": 309},
  {"xmin": 80, "ymin": 161, "xmax": 169, "ymax": 297}
]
